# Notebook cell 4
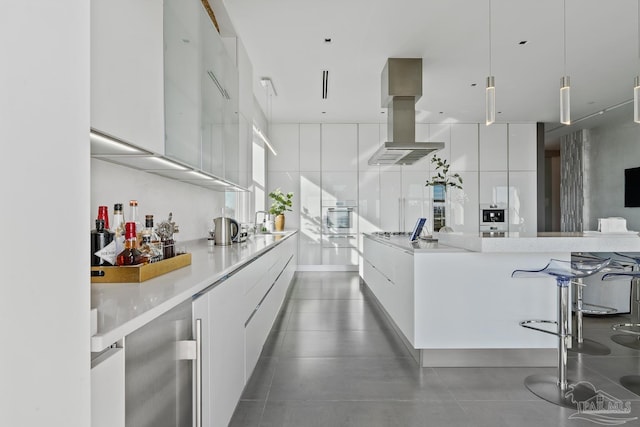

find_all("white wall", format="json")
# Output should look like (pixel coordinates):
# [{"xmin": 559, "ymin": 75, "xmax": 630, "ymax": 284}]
[
  {"xmin": 0, "ymin": 1, "xmax": 91, "ymax": 426},
  {"xmin": 587, "ymin": 113, "xmax": 640, "ymax": 231},
  {"xmin": 91, "ymin": 159, "xmax": 226, "ymax": 242}
]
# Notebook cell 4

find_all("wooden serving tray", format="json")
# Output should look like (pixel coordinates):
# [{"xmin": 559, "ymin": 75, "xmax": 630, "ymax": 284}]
[{"xmin": 90, "ymin": 253, "xmax": 192, "ymax": 283}]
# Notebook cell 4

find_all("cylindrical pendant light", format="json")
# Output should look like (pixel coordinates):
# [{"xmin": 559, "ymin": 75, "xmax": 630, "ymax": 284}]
[
  {"xmin": 486, "ymin": 76, "xmax": 496, "ymax": 125},
  {"xmin": 560, "ymin": 76, "xmax": 571, "ymax": 125},
  {"xmin": 634, "ymin": 76, "xmax": 640, "ymax": 123},
  {"xmin": 485, "ymin": 0, "xmax": 495, "ymax": 125}
]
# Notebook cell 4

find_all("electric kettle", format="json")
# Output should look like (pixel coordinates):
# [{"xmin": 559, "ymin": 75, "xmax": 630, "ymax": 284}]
[{"xmin": 213, "ymin": 217, "xmax": 239, "ymax": 245}]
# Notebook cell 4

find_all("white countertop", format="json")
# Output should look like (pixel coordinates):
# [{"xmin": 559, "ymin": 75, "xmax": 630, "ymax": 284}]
[
  {"xmin": 434, "ymin": 231, "xmax": 640, "ymax": 253},
  {"xmin": 362, "ymin": 233, "xmax": 469, "ymax": 253},
  {"xmin": 91, "ymin": 231, "xmax": 297, "ymax": 352},
  {"xmin": 364, "ymin": 231, "xmax": 640, "ymax": 254}
]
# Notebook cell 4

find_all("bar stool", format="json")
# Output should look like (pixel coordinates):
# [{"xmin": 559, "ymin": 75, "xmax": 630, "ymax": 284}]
[
  {"xmin": 570, "ymin": 253, "xmax": 619, "ymax": 356},
  {"xmin": 608, "ymin": 253, "xmax": 640, "ymax": 350},
  {"xmin": 603, "ymin": 270, "xmax": 640, "ymax": 396},
  {"xmin": 512, "ymin": 257, "xmax": 611, "ymax": 408}
]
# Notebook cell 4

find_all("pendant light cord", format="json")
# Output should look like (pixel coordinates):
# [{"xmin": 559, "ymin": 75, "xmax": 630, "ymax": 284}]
[
  {"xmin": 563, "ymin": 0, "xmax": 567, "ymax": 75},
  {"xmin": 488, "ymin": 0, "xmax": 492, "ymax": 76}
]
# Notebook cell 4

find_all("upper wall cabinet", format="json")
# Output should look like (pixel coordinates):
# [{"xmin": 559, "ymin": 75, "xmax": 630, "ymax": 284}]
[
  {"xmin": 479, "ymin": 124, "xmax": 508, "ymax": 171},
  {"xmin": 91, "ymin": 0, "xmax": 165, "ymax": 154},
  {"xmin": 165, "ymin": 0, "xmax": 239, "ymax": 182},
  {"xmin": 321, "ymin": 124, "xmax": 358, "ymax": 171}
]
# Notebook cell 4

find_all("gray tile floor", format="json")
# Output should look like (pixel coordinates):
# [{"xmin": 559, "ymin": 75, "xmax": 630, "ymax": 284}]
[{"xmin": 229, "ymin": 272, "xmax": 640, "ymax": 426}]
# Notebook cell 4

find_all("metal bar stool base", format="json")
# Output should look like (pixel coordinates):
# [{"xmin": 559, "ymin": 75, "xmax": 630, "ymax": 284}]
[
  {"xmin": 620, "ymin": 375, "xmax": 640, "ymax": 397},
  {"xmin": 611, "ymin": 334, "xmax": 640, "ymax": 350},
  {"xmin": 525, "ymin": 374, "xmax": 598, "ymax": 409},
  {"xmin": 570, "ymin": 337, "xmax": 612, "ymax": 356}
]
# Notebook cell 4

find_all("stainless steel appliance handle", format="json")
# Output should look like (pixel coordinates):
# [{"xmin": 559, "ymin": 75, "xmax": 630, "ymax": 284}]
[{"xmin": 195, "ymin": 318, "xmax": 202, "ymax": 427}]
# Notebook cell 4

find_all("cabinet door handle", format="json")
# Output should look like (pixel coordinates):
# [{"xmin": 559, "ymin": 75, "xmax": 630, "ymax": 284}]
[{"xmin": 195, "ymin": 318, "xmax": 202, "ymax": 427}]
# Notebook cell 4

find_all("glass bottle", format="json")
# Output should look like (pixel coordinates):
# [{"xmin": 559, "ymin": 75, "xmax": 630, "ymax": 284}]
[
  {"xmin": 91, "ymin": 219, "xmax": 114, "ymax": 266},
  {"xmin": 112, "ymin": 203, "xmax": 125, "ymax": 254},
  {"xmin": 141, "ymin": 214, "xmax": 163, "ymax": 262},
  {"xmin": 97, "ymin": 205, "xmax": 110, "ymax": 230},
  {"xmin": 116, "ymin": 222, "xmax": 145, "ymax": 266},
  {"xmin": 129, "ymin": 200, "xmax": 142, "ymax": 244}
]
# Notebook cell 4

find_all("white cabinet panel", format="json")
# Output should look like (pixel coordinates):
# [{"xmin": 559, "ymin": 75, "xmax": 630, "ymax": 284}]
[
  {"xmin": 479, "ymin": 124, "xmax": 508, "ymax": 171},
  {"xmin": 267, "ymin": 171, "xmax": 300, "ymax": 229},
  {"xmin": 321, "ymin": 124, "xmax": 358, "ymax": 171},
  {"xmin": 449, "ymin": 171, "xmax": 480, "ymax": 233},
  {"xmin": 380, "ymin": 171, "xmax": 401, "ymax": 231},
  {"xmin": 479, "ymin": 171, "xmax": 508, "ymax": 206},
  {"xmin": 268, "ymin": 124, "xmax": 299, "ymax": 172},
  {"xmin": 451, "ymin": 124, "xmax": 479, "ymax": 171},
  {"xmin": 358, "ymin": 124, "xmax": 382, "ymax": 171},
  {"xmin": 509, "ymin": 171, "xmax": 537, "ymax": 233},
  {"xmin": 300, "ymin": 124, "xmax": 321, "ymax": 171},
  {"xmin": 402, "ymin": 171, "xmax": 429, "ymax": 233},
  {"xmin": 358, "ymin": 171, "xmax": 381, "ymax": 233},
  {"xmin": 321, "ymin": 171, "xmax": 358, "ymax": 203},
  {"xmin": 300, "ymin": 171, "xmax": 322, "ymax": 265},
  {"xmin": 91, "ymin": 349, "xmax": 125, "ymax": 427},
  {"xmin": 193, "ymin": 277, "xmax": 245, "ymax": 427},
  {"xmin": 91, "ymin": 0, "xmax": 165, "ymax": 154},
  {"xmin": 322, "ymin": 247, "xmax": 359, "ymax": 266},
  {"xmin": 508, "ymin": 123, "xmax": 537, "ymax": 171},
  {"xmin": 429, "ymin": 123, "xmax": 451, "ymax": 164}
]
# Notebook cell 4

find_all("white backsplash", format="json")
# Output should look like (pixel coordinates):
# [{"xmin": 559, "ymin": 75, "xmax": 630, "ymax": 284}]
[{"xmin": 91, "ymin": 158, "xmax": 226, "ymax": 242}]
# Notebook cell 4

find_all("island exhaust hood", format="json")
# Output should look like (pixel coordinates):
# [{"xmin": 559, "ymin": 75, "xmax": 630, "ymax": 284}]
[{"xmin": 368, "ymin": 58, "xmax": 444, "ymax": 166}]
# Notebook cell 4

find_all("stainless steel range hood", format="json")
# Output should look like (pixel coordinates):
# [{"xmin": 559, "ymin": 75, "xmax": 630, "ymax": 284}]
[{"xmin": 368, "ymin": 58, "xmax": 444, "ymax": 166}]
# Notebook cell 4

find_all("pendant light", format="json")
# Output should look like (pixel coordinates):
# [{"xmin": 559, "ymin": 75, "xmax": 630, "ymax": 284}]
[
  {"xmin": 485, "ymin": 0, "xmax": 495, "ymax": 125},
  {"xmin": 634, "ymin": 0, "xmax": 640, "ymax": 123},
  {"xmin": 560, "ymin": 0, "xmax": 571, "ymax": 125}
]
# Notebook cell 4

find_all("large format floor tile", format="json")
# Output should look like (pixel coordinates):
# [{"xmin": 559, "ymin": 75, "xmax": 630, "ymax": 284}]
[{"xmin": 229, "ymin": 271, "xmax": 640, "ymax": 427}]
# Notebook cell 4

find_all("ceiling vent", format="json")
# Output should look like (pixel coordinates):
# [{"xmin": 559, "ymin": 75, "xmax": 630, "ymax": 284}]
[{"xmin": 368, "ymin": 58, "xmax": 444, "ymax": 165}]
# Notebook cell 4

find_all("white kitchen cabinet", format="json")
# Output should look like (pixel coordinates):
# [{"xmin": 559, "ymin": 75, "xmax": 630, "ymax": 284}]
[
  {"xmin": 402, "ymin": 171, "xmax": 430, "ymax": 233},
  {"xmin": 193, "ymin": 275, "xmax": 245, "ymax": 427},
  {"xmin": 321, "ymin": 171, "xmax": 358, "ymax": 203},
  {"xmin": 508, "ymin": 171, "xmax": 537, "ymax": 233},
  {"xmin": 299, "ymin": 171, "xmax": 322, "ymax": 266},
  {"xmin": 380, "ymin": 171, "xmax": 402, "ymax": 231},
  {"xmin": 362, "ymin": 237, "xmax": 415, "ymax": 344},
  {"xmin": 163, "ymin": 0, "xmax": 201, "ymax": 166},
  {"xmin": 91, "ymin": 0, "xmax": 165, "ymax": 154},
  {"xmin": 479, "ymin": 124, "xmax": 508, "ymax": 171},
  {"xmin": 450, "ymin": 124, "xmax": 479, "ymax": 172},
  {"xmin": 358, "ymin": 124, "xmax": 383, "ymax": 172},
  {"xmin": 300, "ymin": 124, "xmax": 321, "ymax": 172},
  {"xmin": 508, "ymin": 123, "xmax": 537, "ymax": 171},
  {"xmin": 479, "ymin": 171, "xmax": 509, "ymax": 206},
  {"xmin": 91, "ymin": 348, "xmax": 125, "ymax": 427},
  {"xmin": 268, "ymin": 124, "xmax": 300, "ymax": 172},
  {"xmin": 245, "ymin": 238, "xmax": 296, "ymax": 376},
  {"xmin": 321, "ymin": 124, "xmax": 358, "ymax": 171},
  {"xmin": 448, "ymin": 171, "xmax": 480, "ymax": 233}
]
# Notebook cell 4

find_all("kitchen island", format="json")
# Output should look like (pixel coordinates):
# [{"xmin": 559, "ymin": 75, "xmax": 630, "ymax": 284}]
[{"xmin": 362, "ymin": 231, "xmax": 640, "ymax": 367}]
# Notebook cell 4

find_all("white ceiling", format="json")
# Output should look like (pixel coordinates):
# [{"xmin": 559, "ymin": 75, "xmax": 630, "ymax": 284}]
[{"xmin": 222, "ymin": 0, "xmax": 639, "ymax": 140}]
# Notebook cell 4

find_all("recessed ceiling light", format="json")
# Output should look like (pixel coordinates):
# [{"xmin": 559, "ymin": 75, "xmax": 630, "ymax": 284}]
[
  {"xmin": 471, "ymin": 83, "xmax": 477, "ymax": 87},
  {"xmin": 322, "ymin": 111, "xmax": 326, "ymax": 114},
  {"xmin": 439, "ymin": 111, "xmax": 444, "ymax": 114},
  {"xmin": 381, "ymin": 111, "xmax": 385, "ymax": 114},
  {"xmin": 324, "ymin": 38, "xmax": 332, "ymax": 43},
  {"xmin": 518, "ymin": 40, "xmax": 528, "ymax": 45}
]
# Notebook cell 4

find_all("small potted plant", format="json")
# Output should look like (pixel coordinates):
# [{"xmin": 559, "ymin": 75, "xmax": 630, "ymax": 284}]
[
  {"xmin": 425, "ymin": 155, "xmax": 463, "ymax": 191},
  {"xmin": 268, "ymin": 188, "xmax": 294, "ymax": 231}
]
